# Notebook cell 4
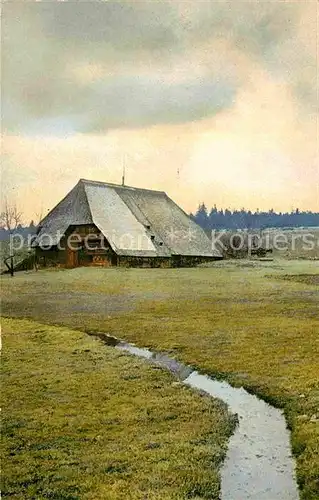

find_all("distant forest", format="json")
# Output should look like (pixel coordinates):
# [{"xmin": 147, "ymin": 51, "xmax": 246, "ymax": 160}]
[
  {"xmin": 0, "ymin": 208, "xmax": 319, "ymax": 242},
  {"xmin": 191, "ymin": 205, "xmax": 319, "ymax": 230},
  {"xmin": 0, "ymin": 221, "xmax": 37, "ymax": 242}
]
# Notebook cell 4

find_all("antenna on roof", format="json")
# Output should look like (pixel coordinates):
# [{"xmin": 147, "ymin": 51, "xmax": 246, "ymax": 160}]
[{"xmin": 122, "ymin": 155, "xmax": 126, "ymax": 186}]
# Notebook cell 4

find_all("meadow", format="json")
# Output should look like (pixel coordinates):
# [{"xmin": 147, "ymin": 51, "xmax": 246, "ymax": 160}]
[
  {"xmin": 2, "ymin": 318, "xmax": 234, "ymax": 500},
  {"xmin": 1, "ymin": 258, "xmax": 319, "ymax": 498}
]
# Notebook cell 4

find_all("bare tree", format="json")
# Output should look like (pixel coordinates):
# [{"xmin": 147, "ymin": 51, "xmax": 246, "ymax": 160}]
[
  {"xmin": 0, "ymin": 200, "xmax": 23, "ymax": 277},
  {"xmin": 0, "ymin": 200, "xmax": 22, "ymax": 232}
]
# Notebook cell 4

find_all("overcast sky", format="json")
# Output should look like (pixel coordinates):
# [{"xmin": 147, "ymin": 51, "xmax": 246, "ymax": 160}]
[{"xmin": 2, "ymin": 0, "xmax": 318, "ymax": 222}]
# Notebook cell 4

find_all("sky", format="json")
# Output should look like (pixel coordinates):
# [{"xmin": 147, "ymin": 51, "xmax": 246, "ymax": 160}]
[{"xmin": 2, "ymin": 0, "xmax": 318, "ymax": 223}]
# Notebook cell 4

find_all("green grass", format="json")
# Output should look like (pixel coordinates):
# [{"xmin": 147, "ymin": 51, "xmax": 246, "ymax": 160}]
[
  {"xmin": 1, "ymin": 258, "xmax": 319, "ymax": 498},
  {"xmin": 1, "ymin": 318, "xmax": 235, "ymax": 500}
]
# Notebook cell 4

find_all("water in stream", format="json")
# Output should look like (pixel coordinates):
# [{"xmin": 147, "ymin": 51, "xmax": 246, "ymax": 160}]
[
  {"xmin": 90, "ymin": 332, "xmax": 299, "ymax": 499},
  {"xmin": 186, "ymin": 373, "xmax": 299, "ymax": 500}
]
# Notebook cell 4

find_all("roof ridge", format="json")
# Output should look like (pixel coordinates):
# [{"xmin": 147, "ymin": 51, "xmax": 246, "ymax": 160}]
[{"xmin": 79, "ymin": 178, "xmax": 166, "ymax": 195}]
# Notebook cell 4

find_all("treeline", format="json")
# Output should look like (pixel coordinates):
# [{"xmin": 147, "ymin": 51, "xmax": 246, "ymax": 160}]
[
  {"xmin": 0, "ymin": 221, "xmax": 37, "ymax": 241},
  {"xmin": 1, "ymin": 209, "xmax": 319, "ymax": 240},
  {"xmin": 191, "ymin": 204, "xmax": 319, "ymax": 230}
]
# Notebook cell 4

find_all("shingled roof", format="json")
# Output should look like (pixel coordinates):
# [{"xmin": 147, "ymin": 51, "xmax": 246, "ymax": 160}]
[{"xmin": 34, "ymin": 179, "xmax": 221, "ymax": 258}]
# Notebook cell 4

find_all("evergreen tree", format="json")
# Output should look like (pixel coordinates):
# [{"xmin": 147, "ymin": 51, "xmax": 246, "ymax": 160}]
[
  {"xmin": 192, "ymin": 204, "xmax": 319, "ymax": 230},
  {"xmin": 195, "ymin": 203, "xmax": 209, "ymax": 229}
]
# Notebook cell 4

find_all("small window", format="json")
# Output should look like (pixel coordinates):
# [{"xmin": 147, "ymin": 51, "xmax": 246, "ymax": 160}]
[
  {"xmin": 150, "ymin": 235, "xmax": 155, "ymax": 241},
  {"xmin": 159, "ymin": 242, "xmax": 163, "ymax": 246},
  {"xmin": 145, "ymin": 225, "xmax": 151, "ymax": 230}
]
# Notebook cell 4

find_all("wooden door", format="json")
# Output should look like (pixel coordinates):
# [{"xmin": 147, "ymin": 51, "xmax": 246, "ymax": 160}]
[{"xmin": 66, "ymin": 248, "xmax": 79, "ymax": 268}]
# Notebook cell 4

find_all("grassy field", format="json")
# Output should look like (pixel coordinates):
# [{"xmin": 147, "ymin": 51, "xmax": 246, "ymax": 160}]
[
  {"xmin": 214, "ymin": 226, "xmax": 319, "ymax": 260},
  {"xmin": 264, "ymin": 227, "xmax": 319, "ymax": 260},
  {"xmin": 1, "ymin": 259, "xmax": 319, "ymax": 498},
  {"xmin": 1, "ymin": 318, "xmax": 235, "ymax": 500}
]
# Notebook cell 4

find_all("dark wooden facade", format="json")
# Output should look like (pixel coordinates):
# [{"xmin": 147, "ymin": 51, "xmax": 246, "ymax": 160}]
[
  {"xmin": 36, "ymin": 224, "xmax": 115, "ymax": 268},
  {"xmin": 35, "ymin": 224, "xmax": 218, "ymax": 269}
]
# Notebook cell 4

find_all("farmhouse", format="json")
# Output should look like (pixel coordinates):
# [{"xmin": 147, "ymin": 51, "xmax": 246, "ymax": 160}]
[{"xmin": 33, "ymin": 179, "xmax": 222, "ymax": 268}]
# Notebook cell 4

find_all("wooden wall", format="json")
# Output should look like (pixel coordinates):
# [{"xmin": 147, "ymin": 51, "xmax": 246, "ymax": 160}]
[{"xmin": 35, "ymin": 225, "xmax": 221, "ymax": 268}]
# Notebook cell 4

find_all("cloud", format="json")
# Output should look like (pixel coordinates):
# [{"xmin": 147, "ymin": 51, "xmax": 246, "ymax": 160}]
[
  {"xmin": 2, "ymin": 0, "xmax": 317, "ymax": 217},
  {"xmin": 2, "ymin": 0, "xmax": 316, "ymax": 134}
]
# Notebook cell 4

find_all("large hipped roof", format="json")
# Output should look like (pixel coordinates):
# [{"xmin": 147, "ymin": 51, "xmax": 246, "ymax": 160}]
[{"xmin": 34, "ymin": 179, "xmax": 221, "ymax": 258}]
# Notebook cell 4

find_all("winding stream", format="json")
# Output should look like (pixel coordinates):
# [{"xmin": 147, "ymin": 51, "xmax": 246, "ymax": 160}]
[{"xmin": 89, "ymin": 332, "xmax": 299, "ymax": 499}]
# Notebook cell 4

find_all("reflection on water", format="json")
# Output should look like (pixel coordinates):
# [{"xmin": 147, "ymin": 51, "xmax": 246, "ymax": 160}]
[
  {"xmin": 185, "ymin": 372, "xmax": 299, "ymax": 500},
  {"xmin": 89, "ymin": 331, "xmax": 299, "ymax": 500}
]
